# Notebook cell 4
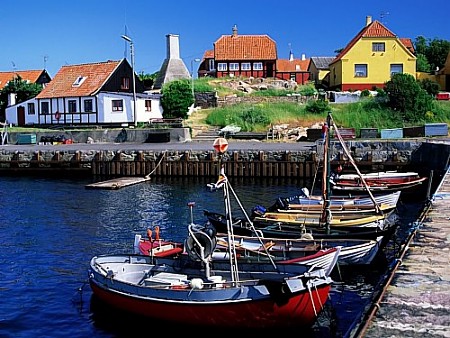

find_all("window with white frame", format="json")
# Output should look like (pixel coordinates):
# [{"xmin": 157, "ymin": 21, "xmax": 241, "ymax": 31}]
[
  {"xmin": 372, "ymin": 42, "xmax": 385, "ymax": 52},
  {"xmin": 241, "ymin": 63, "xmax": 251, "ymax": 70},
  {"xmin": 354, "ymin": 64, "xmax": 368, "ymax": 77},
  {"xmin": 28, "ymin": 103, "xmax": 35, "ymax": 115},
  {"xmin": 217, "ymin": 63, "xmax": 227, "ymax": 71},
  {"xmin": 208, "ymin": 59, "xmax": 215, "ymax": 71},
  {"xmin": 84, "ymin": 99, "xmax": 93, "ymax": 112},
  {"xmin": 253, "ymin": 62, "xmax": 263, "ymax": 70},
  {"xmin": 41, "ymin": 101, "xmax": 49, "ymax": 114},
  {"xmin": 390, "ymin": 64, "xmax": 403, "ymax": 76},
  {"xmin": 112, "ymin": 100, "xmax": 123, "ymax": 112},
  {"xmin": 229, "ymin": 63, "xmax": 239, "ymax": 71},
  {"xmin": 68, "ymin": 100, "xmax": 77, "ymax": 113}
]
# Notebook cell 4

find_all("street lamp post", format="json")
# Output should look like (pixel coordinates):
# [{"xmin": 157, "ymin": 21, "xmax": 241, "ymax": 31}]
[
  {"xmin": 191, "ymin": 58, "xmax": 200, "ymax": 102},
  {"xmin": 121, "ymin": 34, "xmax": 137, "ymax": 127}
]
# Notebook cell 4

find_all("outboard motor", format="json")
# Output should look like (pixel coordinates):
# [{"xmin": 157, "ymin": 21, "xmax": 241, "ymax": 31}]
[{"xmin": 185, "ymin": 223, "xmax": 217, "ymax": 261}]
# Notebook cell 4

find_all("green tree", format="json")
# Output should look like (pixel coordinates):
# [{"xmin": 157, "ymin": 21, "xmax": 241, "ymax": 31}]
[
  {"xmin": 416, "ymin": 53, "xmax": 431, "ymax": 73},
  {"xmin": 384, "ymin": 73, "xmax": 433, "ymax": 122},
  {"xmin": 0, "ymin": 76, "xmax": 43, "ymax": 121},
  {"xmin": 414, "ymin": 36, "xmax": 450, "ymax": 72},
  {"xmin": 138, "ymin": 71, "xmax": 159, "ymax": 89},
  {"xmin": 160, "ymin": 79, "xmax": 193, "ymax": 119}
]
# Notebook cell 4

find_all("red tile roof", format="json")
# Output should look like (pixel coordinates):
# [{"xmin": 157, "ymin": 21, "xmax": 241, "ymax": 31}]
[
  {"xmin": 37, "ymin": 60, "xmax": 122, "ymax": 99},
  {"xmin": 276, "ymin": 58, "xmax": 310, "ymax": 72},
  {"xmin": 203, "ymin": 49, "xmax": 214, "ymax": 59},
  {"xmin": 331, "ymin": 20, "xmax": 398, "ymax": 64},
  {"xmin": 0, "ymin": 70, "xmax": 47, "ymax": 90},
  {"xmin": 399, "ymin": 38, "xmax": 415, "ymax": 54},
  {"xmin": 214, "ymin": 35, "xmax": 277, "ymax": 61}
]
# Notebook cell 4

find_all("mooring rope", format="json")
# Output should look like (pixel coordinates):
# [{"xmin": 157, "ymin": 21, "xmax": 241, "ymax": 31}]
[{"xmin": 144, "ymin": 150, "xmax": 167, "ymax": 179}]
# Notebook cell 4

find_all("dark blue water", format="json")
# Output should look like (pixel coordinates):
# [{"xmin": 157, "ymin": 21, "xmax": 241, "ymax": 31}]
[{"xmin": 0, "ymin": 176, "xmax": 425, "ymax": 338}]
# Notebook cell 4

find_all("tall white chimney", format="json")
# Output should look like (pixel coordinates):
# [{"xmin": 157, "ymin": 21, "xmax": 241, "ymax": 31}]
[
  {"xmin": 166, "ymin": 34, "xmax": 181, "ymax": 59},
  {"xmin": 7, "ymin": 93, "xmax": 16, "ymax": 107},
  {"xmin": 366, "ymin": 16, "xmax": 372, "ymax": 26}
]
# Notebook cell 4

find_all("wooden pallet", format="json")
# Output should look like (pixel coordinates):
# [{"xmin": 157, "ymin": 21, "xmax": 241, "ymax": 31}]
[{"xmin": 85, "ymin": 177, "xmax": 150, "ymax": 190}]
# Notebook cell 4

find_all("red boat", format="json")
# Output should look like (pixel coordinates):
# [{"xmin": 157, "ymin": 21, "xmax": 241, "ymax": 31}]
[{"xmin": 331, "ymin": 170, "xmax": 427, "ymax": 193}]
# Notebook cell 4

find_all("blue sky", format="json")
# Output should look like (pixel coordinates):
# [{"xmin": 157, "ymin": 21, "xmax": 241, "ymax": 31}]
[{"xmin": 1, "ymin": 0, "xmax": 449, "ymax": 78}]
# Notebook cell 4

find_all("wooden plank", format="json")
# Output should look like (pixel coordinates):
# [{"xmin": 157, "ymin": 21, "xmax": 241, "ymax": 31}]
[{"xmin": 85, "ymin": 177, "xmax": 150, "ymax": 190}]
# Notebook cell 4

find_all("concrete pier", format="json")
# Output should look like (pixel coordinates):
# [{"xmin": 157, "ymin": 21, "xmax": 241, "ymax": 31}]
[{"xmin": 358, "ymin": 169, "xmax": 450, "ymax": 337}]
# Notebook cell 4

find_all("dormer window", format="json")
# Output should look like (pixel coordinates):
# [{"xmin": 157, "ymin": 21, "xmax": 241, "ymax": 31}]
[{"xmin": 72, "ymin": 76, "xmax": 86, "ymax": 87}]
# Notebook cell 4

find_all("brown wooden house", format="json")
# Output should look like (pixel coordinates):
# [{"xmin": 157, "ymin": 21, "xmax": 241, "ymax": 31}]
[
  {"xmin": 0, "ymin": 69, "xmax": 51, "ymax": 91},
  {"xmin": 198, "ymin": 25, "xmax": 277, "ymax": 79},
  {"xmin": 276, "ymin": 53, "xmax": 310, "ymax": 85}
]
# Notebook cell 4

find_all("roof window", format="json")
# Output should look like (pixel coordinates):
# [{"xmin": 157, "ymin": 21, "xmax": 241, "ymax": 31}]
[{"xmin": 72, "ymin": 76, "xmax": 87, "ymax": 87}]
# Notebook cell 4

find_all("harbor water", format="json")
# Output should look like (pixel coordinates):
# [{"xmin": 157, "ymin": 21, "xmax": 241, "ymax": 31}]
[{"xmin": 0, "ymin": 176, "xmax": 426, "ymax": 338}]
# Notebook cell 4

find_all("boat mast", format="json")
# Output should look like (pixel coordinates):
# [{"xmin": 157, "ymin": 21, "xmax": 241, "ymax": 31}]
[
  {"xmin": 213, "ymin": 138, "xmax": 240, "ymax": 284},
  {"xmin": 322, "ymin": 112, "xmax": 332, "ymax": 234}
]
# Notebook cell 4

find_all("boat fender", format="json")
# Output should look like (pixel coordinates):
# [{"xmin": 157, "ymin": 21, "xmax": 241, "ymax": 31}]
[
  {"xmin": 190, "ymin": 278, "xmax": 204, "ymax": 289},
  {"xmin": 300, "ymin": 233, "xmax": 314, "ymax": 240},
  {"xmin": 251, "ymin": 205, "xmax": 267, "ymax": 216}
]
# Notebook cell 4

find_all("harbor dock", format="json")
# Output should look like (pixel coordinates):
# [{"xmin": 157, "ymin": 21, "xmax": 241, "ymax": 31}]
[{"xmin": 357, "ymin": 169, "xmax": 450, "ymax": 337}]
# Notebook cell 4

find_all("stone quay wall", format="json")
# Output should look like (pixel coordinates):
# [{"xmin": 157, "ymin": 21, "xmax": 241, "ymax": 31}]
[{"xmin": 0, "ymin": 140, "xmax": 443, "ymax": 178}]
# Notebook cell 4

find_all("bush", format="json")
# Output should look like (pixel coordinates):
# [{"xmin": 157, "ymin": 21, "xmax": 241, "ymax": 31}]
[
  {"xmin": 305, "ymin": 100, "xmax": 330, "ymax": 114},
  {"xmin": 384, "ymin": 73, "xmax": 434, "ymax": 122},
  {"xmin": 160, "ymin": 80, "xmax": 193, "ymax": 119},
  {"xmin": 419, "ymin": 79, "xmax": 440, "ymax": 96}
]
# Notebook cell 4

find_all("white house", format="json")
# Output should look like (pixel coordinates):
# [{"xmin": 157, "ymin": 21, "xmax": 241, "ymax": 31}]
[{"xmin": 6, "ymin": 59, "xmax": 163, "ymax": 127}]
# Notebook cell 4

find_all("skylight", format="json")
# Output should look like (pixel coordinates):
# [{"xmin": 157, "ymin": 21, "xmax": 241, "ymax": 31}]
[{"xmin": 72, "ymin": 76, "xmax": 87, "ymax": 87}]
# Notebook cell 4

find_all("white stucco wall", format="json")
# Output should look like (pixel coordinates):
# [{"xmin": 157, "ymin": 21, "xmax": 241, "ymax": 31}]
[{"xmin": 5, "ymin": 92, "xmax": 163, "ymax": 126}]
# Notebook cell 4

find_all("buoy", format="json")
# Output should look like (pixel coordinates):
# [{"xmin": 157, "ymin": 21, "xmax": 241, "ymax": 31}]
[
  {"xmin": 213, "ymin": 137, "xmax": 228, "ymax": 153},
  {"xmin": 147, "ymin": 228, "xmax": 153, "ymax": 241},
  {"xmin": 154, "ymin": 226, "xmax": 160, "ymax": 241},
  {"xmin": 190, "ymin": 278, "xmax": 204, "ymax": 289}
]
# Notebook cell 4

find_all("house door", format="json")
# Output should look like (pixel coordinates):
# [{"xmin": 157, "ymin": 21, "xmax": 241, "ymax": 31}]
[
  {"xmin": 266, "ymin": 63, "xmax": 274, "ymax": 77},
  {"xmin": 17, "ymin": 106, "xmax": 25, "ymax": 126}
]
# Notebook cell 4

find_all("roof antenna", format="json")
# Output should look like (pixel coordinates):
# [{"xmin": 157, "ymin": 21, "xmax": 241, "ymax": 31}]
[
  {"xmin": 123, "ymin": 24, "xmax": 129, "ymax": 58},
  {"xmin": 43, "ymin": 55, "xmax": 49, "ymax": 70},
  {"xmin": 11, "ymin": 61, "xmax": 16, "ymax": 72},
  {"xmin": 380, "ymin": 11, "xmax": 389, "ymax": 24}
]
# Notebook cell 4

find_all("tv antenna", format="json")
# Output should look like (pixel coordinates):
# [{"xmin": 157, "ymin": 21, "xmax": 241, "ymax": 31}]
[
  {"xmin": 380, "ymin": 12, "xmax": 389, "ymax": 24},
  {"xmin": 11, "ymin": 61, "xmax": 17, "ymax": 72},
  {"xmin": 43, "ymin": 55, "xmax": 49, "ymax": 69}
]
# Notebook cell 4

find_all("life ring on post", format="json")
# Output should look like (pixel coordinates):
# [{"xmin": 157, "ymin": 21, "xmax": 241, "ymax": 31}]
[{"xmin": 55, "ymin": 112, "xmax": 61, "ymax": 120}]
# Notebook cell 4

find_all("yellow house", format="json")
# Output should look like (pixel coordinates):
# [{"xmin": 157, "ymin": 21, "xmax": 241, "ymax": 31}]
[
  {"xmin": 436, "ymin": 51, "xmax": 450, "ymax": 91},
  {"xmin": 308, "ymin": 57, "xmax": 335, "ymax": 88},
  {"xmin": 329, "ymin": 16, "xmax": 416, "ymax": 91}
]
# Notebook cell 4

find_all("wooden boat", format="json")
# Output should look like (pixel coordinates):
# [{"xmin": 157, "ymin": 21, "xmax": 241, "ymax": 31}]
[
  {"xmin": 90, "ymin": 161, "xmax": 336, "ymax": 328},
  {"xmin": 215, "ymin": 233, "xmax": 384, "ymax": 266},
  {"xmin": 134, "ymin": 224, "xmax": 341, "ymax": 276},
  {"xmin": 335, "ymin": 170, "xmax": 425, "ymax": 184},
  {"xmin": 89, "ymin": 250, "xmax": 333, "ymax": 328},
  {"xmin": 272, "ymin": 189, "xmax": 401, "ymax": 209},
  {"xmin": 204, "ymin": 209, "xmax": 395, "ymax": 240},
  {"xmin": 331, "ymin": 172, "xmax": 427, "ymax": 193},
  {"xmin": 133, "ymin": 226, "xmax": 183, "ymax": 257}
]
